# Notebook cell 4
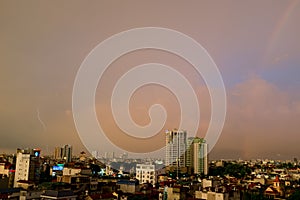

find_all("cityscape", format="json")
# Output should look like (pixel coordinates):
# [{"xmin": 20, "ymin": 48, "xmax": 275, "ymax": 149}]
[
  {"xmin": 1, "ymin": 1, "xmax": 300, "ymax": 200},
  {"xmin": 1, "ymin": 129, "xmax": 300, "ymax": 199}
]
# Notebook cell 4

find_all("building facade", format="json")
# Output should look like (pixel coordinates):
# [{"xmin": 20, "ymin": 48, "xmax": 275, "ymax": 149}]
[
  {"xmin": 62, "ymin": 145, "xmax": 72, "ymax": 163},
  {"xmin": 54, "ymin": 147, "xmax": 63, "ymax": 160},
  {"xmin": 14, "ymin": 148, "xmax": 41, "ymax": 187},
  {"xmin": 54, "ymin": 145, "xmax": 72, "ymax": 163},
  {"xmin": 187, "ymin": 137, "xmax": 208, "ymax": 175},
  {"xmin": 165, "ymin": 129, "xmax": 187, "ymax": 167},
  {"xmin": 135, "ymin": 164, "xmax": 156, "ymax": 185}
]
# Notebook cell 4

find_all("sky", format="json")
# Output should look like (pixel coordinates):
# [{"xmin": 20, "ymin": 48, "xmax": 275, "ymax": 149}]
[{"xmin": 0, "ymin": 0, "xmax": 299, "ymax": 160}]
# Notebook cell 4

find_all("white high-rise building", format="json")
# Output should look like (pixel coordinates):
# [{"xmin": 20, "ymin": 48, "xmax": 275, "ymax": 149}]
[
  {"xmin": 14, "ymin": 148, "xmax": 41, "ymax": 187},
  {"xmin": 165, "ymin": 129, "xmax": 187, "ymax": 167},
  {"xmin": 136, "ymin": 164, "xmax": 156, "ymax": 185}
]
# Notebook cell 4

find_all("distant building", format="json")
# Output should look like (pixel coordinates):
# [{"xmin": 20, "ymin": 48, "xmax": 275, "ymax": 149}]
[
  {"xmin": 186, "ymin": 137, "xmax": 194, "ymax": 169},
  {"xmin": 165, "ymin": 129, "xmax": 187, "ymax": 168},
  {"xmin": 54, "ymin": 147, "xmax": 63, "ymax": 160},
  {"xmin": 120, "ymin": 152, "xmax": 128, "ymax": 160},
  {"xmin": 116, "ymin": 179, "xmax": 139, "ymax": 194},
  {"xmin": 62, "ymin": 167, "xmax": 81, "ymax": 176},
  {"xmin": 136, "ymin": 164, "xmax": 156, "ymax": 185},
  {"xmin": 0, "ymin": 162, "xmax": 11, "ymax": 189},
  {"xmin": 186, "ymin": 137, "xmax": 208, "ymax": 175},
  {"xmin": 62, "ymin": 145, "xmax": 72, "ymax": 163},
  {"xmin": 54, "ymin": 145, "xmax": 72, "ymax": 163},
  {"xmin": 104, "ymin": 152, "xmax": 115, "ymax": 159},
  {"xmin": 0, "ymin": 162, "xmax": 10, "ymax": 177},
  {"xmin": 14, "ymin": 148, "xmax": 41, "ymax": 187},
  {"xmin": 195, "ymin": 191, "xmax": 230, "ymax": 200},
  {"xmin": 91, "ymin": 150, "xmax": 98, "ymax": 159}
]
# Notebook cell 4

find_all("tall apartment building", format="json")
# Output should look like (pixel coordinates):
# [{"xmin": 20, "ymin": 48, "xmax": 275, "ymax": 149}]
[
  {"xmin": 62, "ymin": 145, "xmax": 72, "ymax": 163},
  {"xmin": 165, "ymin": 129, "xmax": 187, "ymax": 167},
  {"xmin": 186, "ymin": 137, "xmax": 194, "ymax": 169},
  {"xmin": 135, "ymin": 164, "xmax": 156, "ymax": 185},
  {"xmin": 14, "ymin": 148, "xmax": 41, "ymax": 187},
  {"xmin": 53, "ymin": 145, "xmax": 72, "ymax": 163},
  {"xmin": 186, "ymin": 137, "xmax": 208, "ymax": 175},
  {"xmin": 54, "ymin": 147, "xmax": 63, "ymax": 160}
]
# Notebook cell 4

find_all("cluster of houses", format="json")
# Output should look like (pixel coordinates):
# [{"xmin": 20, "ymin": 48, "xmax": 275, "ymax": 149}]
[{"xmin": 1, "ymin": 151, "xmax": 300, "ymax": 199}]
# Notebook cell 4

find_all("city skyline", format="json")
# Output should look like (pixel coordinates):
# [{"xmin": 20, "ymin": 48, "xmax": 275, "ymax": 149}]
[{"xmin": 0, "ymin": 1, "xmax": 300, "ymax": 160}]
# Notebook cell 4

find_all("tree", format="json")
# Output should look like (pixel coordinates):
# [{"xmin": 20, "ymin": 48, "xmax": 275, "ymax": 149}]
[{"xmin": 287, "ymin": 189, "xmax": 300, "ymax": 200}]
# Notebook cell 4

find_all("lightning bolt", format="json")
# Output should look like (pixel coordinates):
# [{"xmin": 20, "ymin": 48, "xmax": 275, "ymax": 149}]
[{"xmin": 37, "ymin": 107, "xmax": 46, "ymax": 131}]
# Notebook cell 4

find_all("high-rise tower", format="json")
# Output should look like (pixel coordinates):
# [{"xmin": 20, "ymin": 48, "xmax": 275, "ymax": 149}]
[
  {"xmin": 187, "ymin": 137, "xmax": 208, "ymax": 175},
  {"xmin": 53, "ymin": 145, "xmax": 72, "ymax": 163},
  {"xmin": 165, "ymin": 129, "xmax": 187, "ymax": 167},
  {"xmin": 62, "ymin": 145, "xmax": 72, "ymax": 163}
]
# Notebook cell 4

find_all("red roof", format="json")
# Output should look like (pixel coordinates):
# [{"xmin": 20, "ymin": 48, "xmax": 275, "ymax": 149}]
[{"xmin": 274, "ymin": 176, "xmax": 280, "ymax": 182}]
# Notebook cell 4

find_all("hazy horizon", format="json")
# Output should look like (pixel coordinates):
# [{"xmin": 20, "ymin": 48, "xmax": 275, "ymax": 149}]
[{"xmin": 1, "ymin": 1, "xmax": 299, "ymax": 160}]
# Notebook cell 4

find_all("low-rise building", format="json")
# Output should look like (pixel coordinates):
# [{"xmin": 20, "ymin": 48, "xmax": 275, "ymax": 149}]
[
  {"xmin": 116, "ymin": 179, "xmax": 139, "ymax": 194},
  {"xmin": 136, "ymin": 164, "xmax": 156, "ymax": 185},
  {"xmin": 40, "ymin": 190, "xmax": 77, "ymax": 200}
]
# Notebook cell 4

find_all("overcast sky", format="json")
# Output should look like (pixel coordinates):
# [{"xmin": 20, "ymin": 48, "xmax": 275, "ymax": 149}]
[{"xmin": 0, "ymin": 0, "xmax": 299, "ymax": 160}]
